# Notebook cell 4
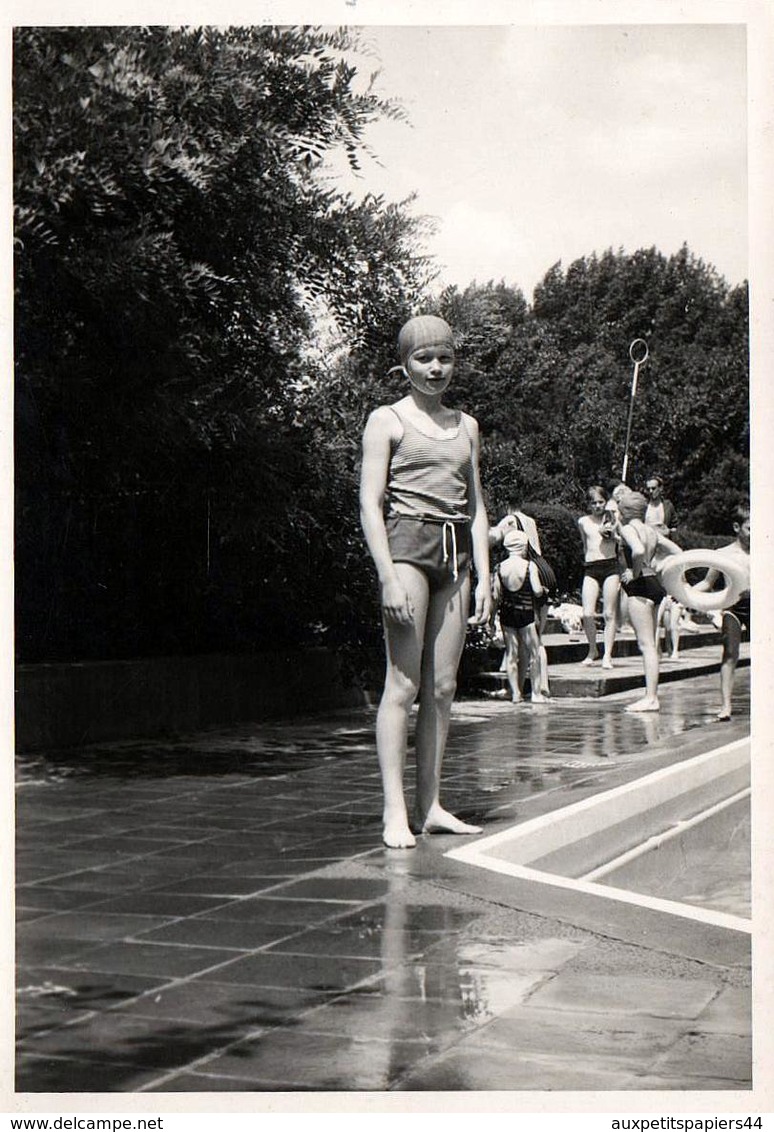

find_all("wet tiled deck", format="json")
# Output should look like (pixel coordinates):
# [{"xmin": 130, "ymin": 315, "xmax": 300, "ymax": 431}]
[{"xmin": 16, "ymin": 668, "xmax": 752, "ymax": 1093}]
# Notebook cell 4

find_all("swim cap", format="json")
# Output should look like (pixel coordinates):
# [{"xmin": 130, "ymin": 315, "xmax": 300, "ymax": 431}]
[
  {"xmin": 398, "ymin": 315, "xmax": 454, "ymax": 367},
  {"xmin": 618, "ymin": 490, "xmax": 647, "ymax": 519}
]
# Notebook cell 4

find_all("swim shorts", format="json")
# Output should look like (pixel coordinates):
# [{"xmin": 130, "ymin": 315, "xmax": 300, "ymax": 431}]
[
  {"xmin": 623, "ymin": 574, "xmax": 666, "ymax": 604},
  {"xmin": 583, "ymin": 558, "xmax": 620, "ymax": 583},
  {"xmin": 386, "ymin": 514, "xmax": 471, "ymax": 589},
  {"xmin": 724, "ymin": 591, "xmax": 750, "ymax": 632}
]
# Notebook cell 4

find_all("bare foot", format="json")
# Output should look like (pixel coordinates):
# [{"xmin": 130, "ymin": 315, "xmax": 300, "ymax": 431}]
[
  {"xmin": 601, "ymin": 657, "xmax": 614, "ymax": 670},
  {"xmin": 716, "ymin": 710, "xmax": 732, "ymax": 722},
  {"xmin": 511, "ymin": 693, "xmax": 524, "ymax": 704},
  {"xmin": 382, "ymin": 808, "xmax": 416, "ymax": 849},
  {"xmin": 625, "ymin": 697, "xmax": 660, "ymax": 713},
  {"xmin": 531, "ymin": 692, "xmax": 548, "ymax": 703},
  {"xmin": 581, "ymin": 655, "xmax": 598, "ymax": 666},
  {"xmin": 670, "ymin": 653, "xmax": 681, "ymax": 661},
  {"xmin": 420, "ymin": 804, "xmax": 482, "ymax": 836}
]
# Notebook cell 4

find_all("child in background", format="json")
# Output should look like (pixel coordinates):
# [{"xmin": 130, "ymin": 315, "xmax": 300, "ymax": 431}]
[
  {"xmin": 617, "ymin": 491, "xmax": 681, "ymax": 712},
  {"xmin": 693, "ymin": 504, "xmax": 750, "ymax": 721},
  {"xmin": 491, "ymin": 523, "xmax": 545, "ymax": 704},
  {"xmin": 577, "ymin": 485, "xmax": 620, "ymax": 669},
  {"xmin": 490, "ymin": 505, "xmax": 551, "ymax": 698}
]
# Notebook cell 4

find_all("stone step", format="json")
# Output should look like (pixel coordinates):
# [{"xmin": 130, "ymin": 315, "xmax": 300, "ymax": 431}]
[{"xmin": 462, "ymin": 629, "xmax": 749, "ymax": 700}]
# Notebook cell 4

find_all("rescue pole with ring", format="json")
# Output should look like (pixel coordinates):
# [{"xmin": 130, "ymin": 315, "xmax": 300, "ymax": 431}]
[{"xmin": 621, "ymin": 338, "xmax": 649, "ymax": 484}]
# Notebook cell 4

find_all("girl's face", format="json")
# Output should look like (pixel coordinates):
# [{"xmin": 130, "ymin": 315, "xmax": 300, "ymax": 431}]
[
  {"xmin": 588, "ymin": 494, "xmax": 606, "ymax": 514},
  {"xmin": 406, "ymin": 343, "xmax": 454, "ymax": 396}
]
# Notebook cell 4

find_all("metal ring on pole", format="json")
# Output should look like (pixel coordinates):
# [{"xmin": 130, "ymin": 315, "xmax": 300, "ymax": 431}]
[{"xmin": 629, "ymin": 338, "xmax": 649, "ymax": 365}]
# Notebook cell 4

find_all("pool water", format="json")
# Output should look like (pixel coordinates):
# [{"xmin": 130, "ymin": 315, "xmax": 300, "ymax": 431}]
[{"xmin": 596, "ymin": 793, "xmax": 750, "ymax": 919}]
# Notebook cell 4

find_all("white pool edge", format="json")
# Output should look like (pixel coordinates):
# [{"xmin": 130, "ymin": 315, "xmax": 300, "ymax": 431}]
[{"xmin": 445, "ymin": 738, "xmax": 751, "ymax": 934}]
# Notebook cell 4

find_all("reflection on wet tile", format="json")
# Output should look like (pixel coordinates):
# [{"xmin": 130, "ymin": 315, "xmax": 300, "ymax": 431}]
[
  {"xmin": 115, "ymin": 981, "xmax": 323, "ymax": 1027},
  {"xmin": 198, "ymin": 898, "xmax": 352, "ymax": 925},
  {"xmin": 201, "ymin": 950, "xmax": 383, "ymax": 993},
  {"xmin": 17, "ymin": 1054, "xmax": 162, "ymax": 1093},
  {"xmin": 133, "ymin": 918, "xmax": 305, "ymax": 951},
  {"xmin": 267, "ymin": 877, "xmax": 389, "ymax": 902},
  {"xmin": 333, "ymin": 904, "xmax": 483, "ymax": 934},
  {"xmin": 190, "ymin": 1029, "xmax": 432, "ymax": 1090},
  {"xmin": 83, "ymin": 892, "xmax": 229, "ymax": 917},
  {"xmin": 18, "ymin": 911, "xmax": 171, "ymax": 944},
  {"xmin": 361, "ymin": 962, "xmax": 545, "ymax": 1020},
  {"xmin": 263, "ymin": 924, "xmax": 437, "ymax": 962},
  {"xmin": 142, "ymin": 875, "xmax": 289, "ymax": 896},
  {"xmin": 447, "ymin": 937, "xmax": 584, "ymax": 971},
  {"xmin": 21, "ymin": 1011, "xmax": 255, "ymax": 1071},
  {"xmin": 61, "ymin": 941, "xmax": 238, "ymax": 979},
  {"xmin": 300, "ymin": 992, "xmax": 497, "ymax": 1046}
]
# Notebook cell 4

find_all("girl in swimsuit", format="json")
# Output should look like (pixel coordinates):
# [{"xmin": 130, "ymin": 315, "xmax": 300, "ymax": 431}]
[
  {"xmin": 617, "ymin": 491, "xmax": 681, "ymax": 713},
  {"xmin": 491, "ymin": 523, "xmax": 545, "ymax": 704},
  {"xmin": 577, "ymin": 485, "xmax": 620, "ymax": 669},
  {"xmin": 490, "ymin": 506, "xmax": 551, "ymax": 698},
  {"xmin": 359, "ymin": 315, "xmax": 492, "ymax": 848}
]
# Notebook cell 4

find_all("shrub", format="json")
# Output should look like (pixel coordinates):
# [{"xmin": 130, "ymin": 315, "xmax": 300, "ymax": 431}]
[{"xmin": 519, "ymin": 501, "xmax": 584, "ymax": 599}]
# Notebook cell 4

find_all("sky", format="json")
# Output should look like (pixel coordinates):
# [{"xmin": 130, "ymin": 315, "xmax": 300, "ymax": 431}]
[{"xmin": 323, "ymin": 23, "xmax": 748, "ymax": 300}]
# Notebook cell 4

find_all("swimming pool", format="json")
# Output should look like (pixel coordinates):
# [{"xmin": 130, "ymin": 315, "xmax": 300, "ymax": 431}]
[{"xmin": 445, "ymin": 739, "xmax": 751, "ymax": 933}]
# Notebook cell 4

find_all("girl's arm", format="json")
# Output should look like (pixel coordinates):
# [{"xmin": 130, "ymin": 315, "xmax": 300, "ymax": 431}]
[
  {"xmin": 359, "ymin": 408, "xmax": 414, "ymax": 624},
  {"xmin": 517, "ymin": 511, "xmax": 541, "ymax": 555},
  {"xmin": 528, "ymin": 561, "xmax": 543, "ymax": 597},
  {"xmin": 620, "ymin": 524, "xmax": 646, "ymax": 582},
  {"xmin": 693, "ymin": 567, "xmax": 719, "ymax": 594},
  {"xmin": 491, "ymin": 568, "xmax": 502, "ymax": 616},
  {"xmin": 655, "ymin": 531, "xmax": 682, "ymax": 557},
  {"xmin": 464, "ymin": 414, "xmax": 492, "ymax": 625}
]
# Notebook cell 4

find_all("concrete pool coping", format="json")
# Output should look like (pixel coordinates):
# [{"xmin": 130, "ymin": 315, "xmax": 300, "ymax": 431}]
[
  {"xmin": 417, "ymin": 721, "xmax": 753, "ymax": 970},
  {"xmin": 445, "ymin": 738, "xmax": 750, "ymax": 935}
]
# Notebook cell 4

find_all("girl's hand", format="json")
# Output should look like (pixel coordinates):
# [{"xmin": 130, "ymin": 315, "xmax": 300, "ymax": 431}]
[
  {"xmin": 381, "ymin": 578, "xmax": 414, "ymax": 624},
  {"xmin": 468, "ymin": 578, "xmax": 493, "ymax": 626},
  {"xmin": 621, "ymin": 568, "xmax": 633, "ymax": 585}
]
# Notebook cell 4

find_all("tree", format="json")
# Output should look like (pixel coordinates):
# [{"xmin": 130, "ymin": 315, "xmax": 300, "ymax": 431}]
[{"xmin": 14, "ymin": 25, "xmax": 435, "ymax": 660}]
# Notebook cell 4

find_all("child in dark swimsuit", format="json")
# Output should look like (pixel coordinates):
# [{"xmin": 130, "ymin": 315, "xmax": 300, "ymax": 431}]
[
  {"xmin": 618, "ymin": 491, "xmax": 680, "ymax": 712},
  {"xmin": 491, "ymin": 525, "xmax": 545, "ymax": 704}
]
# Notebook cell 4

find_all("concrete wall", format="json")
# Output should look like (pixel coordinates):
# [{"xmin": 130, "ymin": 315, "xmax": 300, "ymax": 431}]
[{"xmin": 15, "ymin": 649, "xmax": 371, "ymax": 751}]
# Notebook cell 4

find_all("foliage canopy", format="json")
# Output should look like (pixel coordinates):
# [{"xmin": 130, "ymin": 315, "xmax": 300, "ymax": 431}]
[{"xmin": 14, "ymin": 27, "xmax": 749, "ymax": 664}]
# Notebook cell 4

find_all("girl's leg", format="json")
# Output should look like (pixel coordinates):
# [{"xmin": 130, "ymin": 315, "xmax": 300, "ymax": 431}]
[
  {"xmin": 600, "ymin": 574, "xmax": 620, "ymax": 668},
  {"xmin": 625, "ymin": 595, "xmax": 660, "ymax": 711},
  {"xmin": 376, "ymin": 564, "xmax": 430, "ymax": 848},
  {"xmin": 718, "ymin": 613, "xmax": 742, "ymax": 720},
  {"xmin": 502, "ymin": 625, "xmax": 522, "ymax": 702},
  {"xmin": 668, "ymin": 602, "xmax": 682, "ymax": 659},
  {"xmin": 536, "ymin": 601, "xmax": 551, "ymax": 697},
  {"xmin": 581, "ymin": 574, "xmax": 601, "ymax": 663},
  {"xmin": 415, "ymin": 572, "xmax": 481, "ymax": 834},
  {"xmin": 520, "ymin": 623, "xmax": 545, "ymax": 701}
]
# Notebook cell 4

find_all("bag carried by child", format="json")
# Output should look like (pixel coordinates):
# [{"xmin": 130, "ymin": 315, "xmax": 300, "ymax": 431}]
[{"xmin": 511, "ymin": 513, "xmax": 558, "ymax": 594}]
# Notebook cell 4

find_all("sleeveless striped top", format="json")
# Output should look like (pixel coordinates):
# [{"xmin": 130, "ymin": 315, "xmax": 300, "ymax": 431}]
[{"xmin": 386, "ymin": 405, "xmax": 472, "ymax": 522}]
